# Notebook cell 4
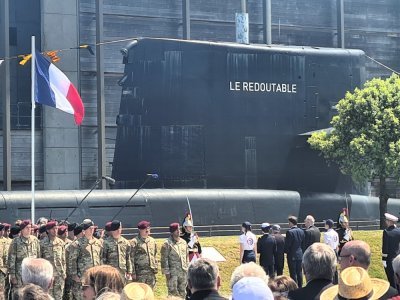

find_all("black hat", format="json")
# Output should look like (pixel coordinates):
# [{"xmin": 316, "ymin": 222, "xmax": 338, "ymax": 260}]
[
  {"xmin": 74, "ymin": 224, "xmax": 83, "ymax": 236},
  {"xmin": 0, "ymin": 224, "xmax": 4, "ymax": 230},
  {"xmin": 242, "ymin": 221, "xmax": 252, "ymax": 230},
  {"xmin": 82, "ymin": 219, "xmax": 94, "ymax": 230},
  {"xmin": 68, "ymin": 222, "xmax": 78, "ymax": 232},
  {"xmin": 10, "ymin": 226, "xmax": 21, "ymax": 236},
  {"xmin": 39, "ymin": 225, "xmax": 47, "ymax": 234},
  {"xmin": 110, "ymin": 220, "xmax": 121, "ymax": 231}
]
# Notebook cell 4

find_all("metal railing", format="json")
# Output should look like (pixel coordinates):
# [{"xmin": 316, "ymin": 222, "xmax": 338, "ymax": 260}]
[{"xmin": 121, "ymin": 219, "xmax": 380, "ymax": 239}]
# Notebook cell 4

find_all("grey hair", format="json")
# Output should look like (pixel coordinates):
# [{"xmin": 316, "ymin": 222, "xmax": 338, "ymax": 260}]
[
  {"xmin": 188, "ymin": 258, "xmax": 219, "ymax": 291},
  {"xmin": 21, "ymin": 258, "xmax": 54, "ymax": 291},
  {"xmin": 230, "ymin": 262, "xmax": 268, "ymax": 289},
  {"xmin": 302, "ymin": 243, "xmax": 337, "ymax": 282},
  {"xmin": 305, "ymin": 215, "xmax": 315, "ymax": 225},
  {"xmin": 393, "ymin": 254, "xmax": 400, "ymax": 277}
]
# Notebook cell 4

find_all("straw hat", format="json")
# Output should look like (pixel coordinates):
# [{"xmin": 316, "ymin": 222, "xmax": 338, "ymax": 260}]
[
  {"xmin": 121, "ymin": 282, "xmax": 154, "ymax": 300},
  {"xmin": 320, "ymin": 267, "xmax": 389, "ymax": 300}
]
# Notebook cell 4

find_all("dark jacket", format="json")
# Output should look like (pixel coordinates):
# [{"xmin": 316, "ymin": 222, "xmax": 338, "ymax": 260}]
[
  {"xmin": 288, "ymin": 278, "xmax": 332, "ymax": 300},
  {"xmin": 382, "ymin": 225, "xmax": 400, "ymax": 261},
  {"xmin": 284, "ymin": 226, "xmax": 305, "ymax": 260},
  {"xmin": 302, "ymin": 225, "xmax": 321, "ymax": 252},
  {"xmin": 274, "ymin": 233, "xmax": 285, "ymax": 265},
  {"xmin": 190, "ymin": 289, "xmax": 227, "ymax": 300},
  {"xmin": 257, "ymin": 233, "xmax": 277, "ymax": 267}
]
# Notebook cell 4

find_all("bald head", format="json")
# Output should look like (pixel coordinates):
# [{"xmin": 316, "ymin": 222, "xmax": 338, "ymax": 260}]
[{"xmin": 339, "ymin": 240, "xmax": 370, "ymax": 270}]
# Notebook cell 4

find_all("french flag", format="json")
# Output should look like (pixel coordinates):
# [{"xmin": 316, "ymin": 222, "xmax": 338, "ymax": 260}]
[{"xmin": 34, "ymin": 51, "xmax": 84, "ymax": 125}]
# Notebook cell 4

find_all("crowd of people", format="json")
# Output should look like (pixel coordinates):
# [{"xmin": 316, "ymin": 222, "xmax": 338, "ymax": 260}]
[{"xmin": 0, "ymin": 209, "xmax": 400, "ymax": 299}]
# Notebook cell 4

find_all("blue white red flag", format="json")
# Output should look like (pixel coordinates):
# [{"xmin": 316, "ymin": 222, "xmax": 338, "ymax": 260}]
[{"xmin": 34, "ymin": 51, "xmax": 84, "ymax": 125}]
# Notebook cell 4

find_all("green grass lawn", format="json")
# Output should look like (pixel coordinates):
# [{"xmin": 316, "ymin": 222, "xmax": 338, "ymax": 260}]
[{"xmin": 153, "ymin": 230, "xmax": 385, "ymax": 299}]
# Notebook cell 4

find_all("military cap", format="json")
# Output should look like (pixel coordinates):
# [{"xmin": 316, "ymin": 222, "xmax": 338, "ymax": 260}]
[
  {"xmin": 105, "ymin": 221, "xmax": 112, "ymax": 232},
  {"xmin": 261, "ymin": 223, "xmax": 271, "ymax": 232},
  {"xmin": 325, "ymin": 219, "xmax": 334, "ymax": 228},
  {"xmin": 3, "ymin": 223, "xmax": 11, "ymax": 230},
  {"xmin": 74, "ymin": 224, "xmax": 84, "ymax": 236},
  {"xmin": 32, "ymin": 224, "xmax": 39, "ymax": 233},
  {"xmin": 385, "ymin": 213, "xmax": 398, "ymax": 222},
  {"xmin": 242, "ymin": 221, "xmax": 252, "ymax": 230},
  {"xmin": 68, "ymin": 222, "xmax": 77, "ymax": 232},
  {"xmin": 20, "ymin": 220, "xmax": 31, "ymax": 230},
  {"xmin": 0, "ymin": 223, "xmax": 4, "ymax": 230},
  {"xmin": 138, "ymin": 220, "xmax": 150, "ymax": 230},
  {"xmin": 10, "ymin": 226, "xmax": 21, "ymax": 236},
  {"xmin": 169, "ymin": 222, "xmax": 180, "ymax": 233},
  {"xmin": 82, "ymin": 219, "xmax": 94, "ymax": 230},
  {"xmin": 46, "ymin": 221, "xmax": 58, "ymax": 230},
  {"xmin": 58, "ymin": 225, "xmax": 67, "ymax": 235},
  {"xmin": 39, "ymin": 225, "xmax": 47, "ymax": 234},
  {"xmin": 110, "ymin": 220, "xmax": 121, "ymax": 231}
]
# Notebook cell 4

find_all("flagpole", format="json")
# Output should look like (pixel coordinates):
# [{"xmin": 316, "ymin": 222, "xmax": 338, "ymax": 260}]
[{"xmin": 31, "ymin": 36, "xmax": 36, "ymax": 223}]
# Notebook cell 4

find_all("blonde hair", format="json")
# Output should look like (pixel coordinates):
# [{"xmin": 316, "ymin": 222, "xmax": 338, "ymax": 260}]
[
  {"xmin": 82, "ymin": 265, "xmax": 124, "ymax": 297},
  {"xmin": 96, "ymin": 291, "xmax": 121, "ymax": 300},
  {"xmin": 230, "ymin": 262, "xmax": 268, "ymax": 289},
  {"xmin": 121, "ymin": 282, "xmax": 154, "ymax": 300},
  {"xmin": 268, "ymin": 275, "xmax": 298, "ymax": 295}
]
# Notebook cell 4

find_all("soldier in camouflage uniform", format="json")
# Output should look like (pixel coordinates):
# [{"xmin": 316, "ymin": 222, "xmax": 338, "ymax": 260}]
[
  {"xmin": 0, "ymin": 224, "xmax": 9, "ymax": 299},
  {"xmin": 102, "ymin": 220, "xmax": 132, "ymax": 282},
  {"xmin": 130, "ymin": 221, "xmax": 158, "ymax": 289},
  {"xmin": 7, "ymin": 220, "xmax": 40, "ymax": 293},
  {"xmin": 67, "ymin": 219, "xmax": 102, "ymax": 300},
  {"xmin": 40, "ymin": 221, "xmax": 66, "ymax": 299},
  {"xmin": 161, "ymin": 223, "xmax": 189, "ymax": 298},
  {"xmin": 2, "ymin": 223, "xmax": 11, "ymax": 299},
  {"xmin": 63, "ymin": 223, "xmax": 82, "ymax": 300}
]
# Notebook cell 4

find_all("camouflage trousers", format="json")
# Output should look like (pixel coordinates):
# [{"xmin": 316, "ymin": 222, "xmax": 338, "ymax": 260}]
[
  {"xmin": 166, "ymin": 270, "xmax": 187, "ymax": 298},
  {"xmin": 49, "ymin": 276, "xmax": 65, "ymax": 300},
  {"xmin": 63, "ymin": 276, "xmax": 73, "ymax": 300},
  {"xmin": 71, "ymin": 280, "xmax": 83, "ymax": 300},
  {"xmin": 136, "ymin": 271, "xmax": 157, "ymax": 289},
  {"xmin": 10, "ymin": 274, "xmax": 23, "ymax": 298},
  {"xmin": 0, "ymin": 272, "xmax": 7, "ymax": 300}
]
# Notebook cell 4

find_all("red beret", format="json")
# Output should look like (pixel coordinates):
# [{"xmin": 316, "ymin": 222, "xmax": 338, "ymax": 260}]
[
  {"xmin": 20, "ymin": 220, "xmax": 32, "ymax": 230},
  {"xmin": 32, "ymin": 225, "xmax": 39, "ymax": 232},
  {"xmin": 169, "ymin": 223, "xmax": 180, "ymax": 233},
  {"xmin": 105, "ymin": 222, "xmax": 112, "ymax": 232},
  {"xmin": 3, "ymin": 223, "xmax": 11, "ymax": 230},
  {"xmin": 58, "ymin": 225, "xmax": 67, "ymax": 235},
  {"xmin": 138, "ymin": 221, "xmax": 150, "ymax": 230},
  {"xmin": 46, "ymin": 221, "xmax": 58, "ymax": 230}
]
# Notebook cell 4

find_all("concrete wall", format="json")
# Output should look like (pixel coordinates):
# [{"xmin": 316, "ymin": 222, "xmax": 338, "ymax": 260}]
[{"xmin": 40, "ymin": 0, "xmax": 80, "ymax": 189}]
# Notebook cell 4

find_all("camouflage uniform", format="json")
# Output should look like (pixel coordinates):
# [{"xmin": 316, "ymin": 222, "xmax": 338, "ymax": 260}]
[
  {"xmin": 103, "ymin": 236, "xmax": 132, "ymax": 282},
  {"xmin": 67, "ymin": 236, "xmax": 102, "ymax": 300},
  {"xmin": 7, "ymin": 235, "xmax": 40, "ymax": 290},
  {"xmin": 0, "ymin": 236, "xmax": 9, "ymax": 299},
  {"xmin": 40, "ymin": 236, "xmax": 66, "ymax": 299},
  {"xmin": 161, "ymin": 237, "xmax": 188, "ymax": 298},
  {"xmin": 63, "ymin": 238, "xmax": 74, "ymax": 300},
  {"xmin": 130, "ymin": 235, "xmax": 158, "ymax": 288}
]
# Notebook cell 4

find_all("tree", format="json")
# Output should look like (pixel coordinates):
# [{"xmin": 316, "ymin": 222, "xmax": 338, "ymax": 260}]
[{"xmin": 308, "ymin": 73, "xmax": 400, "ymax": 229}]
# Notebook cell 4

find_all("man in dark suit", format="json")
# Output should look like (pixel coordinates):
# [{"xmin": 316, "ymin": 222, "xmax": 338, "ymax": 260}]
[
  {"xmin": 284, "ymin": 216, "xmax": 305, "ymax": 287},
  {"xmin": 382, "ymin": 212, "xmax": 400, "ymax": 288},
  {"xmin": 288, "ymin": 243, "xmax": 335, "ymax": 300},
  {"xmin": 257, "ymin": 223, "xmax": 277, "ymax": 278},
  {"xmin": 272, "ymin": 224, "xmax": 285, "ymax": 276},
  {"xmin": 302, "ymin": 215, "xmax": 321, "ymax": 252}
]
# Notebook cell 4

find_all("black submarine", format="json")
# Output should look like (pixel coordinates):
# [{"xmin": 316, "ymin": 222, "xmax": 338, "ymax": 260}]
[{"xmin": 2, "ymin": 39, "xmax": 396, "ymax": 229}]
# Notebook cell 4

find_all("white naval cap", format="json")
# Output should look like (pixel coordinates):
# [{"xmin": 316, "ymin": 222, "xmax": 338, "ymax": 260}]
[
  {"xmin": 261, "ymin": 222, "xmax": 271, "ymax": 228},
  {"xmin": 385, "ymin": 213, "xmax": 398, "ymax": 222}
]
